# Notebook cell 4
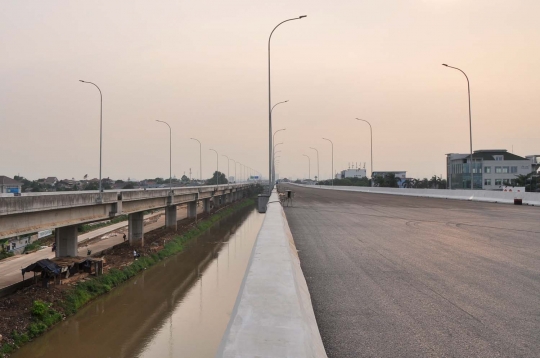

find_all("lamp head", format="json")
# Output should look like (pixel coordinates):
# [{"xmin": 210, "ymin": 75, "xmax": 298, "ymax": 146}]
[
  {"xmin": 442, "ymin": 64, "xmax": 448, "ymax": 67},
  {"xmin": 299, "ymin": 15, "xmax": 307, "ymax": 18},
  {"xmin": 79, "ymin": 80, "xmax": 85, "ymax": 83}
]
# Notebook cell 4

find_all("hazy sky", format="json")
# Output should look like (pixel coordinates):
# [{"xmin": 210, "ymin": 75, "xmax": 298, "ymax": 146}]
[{"xmin": 2, "ymin": 0, "xmax": 539, "ymax": 181}]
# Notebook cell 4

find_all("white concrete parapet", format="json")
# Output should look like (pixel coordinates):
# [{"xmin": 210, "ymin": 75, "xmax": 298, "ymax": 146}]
[
  {"xmin": 293, "ymin": 184, "xmax": 540, "ymax": 206},
  {"xmin": 217, "ymin": 190, "xmax": 327, "ymax": 358}
]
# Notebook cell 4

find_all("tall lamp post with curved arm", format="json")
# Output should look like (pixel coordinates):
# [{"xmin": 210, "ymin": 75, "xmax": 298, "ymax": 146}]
[
  {"xmin": 309, "ymin": 147, "xmax": 319, "ymax": 182},
  {"xmin": 442, "ymin": 64, "xmax": 474, "ymax": 190},
  {"xmin": 79, "ymin": 80, "xmax": 104, "ymax": 199},
  {"xmin": 209, "ymin": 149, "xmax": 219, "ymax": 185},
  {"xmin": 322, "ymin": 138, "xmax": 334, "ymax": 186},
  {"xmin": 155, "ymin": 120, "xmax": 172, "ymax": 193},
  {"xmin": 230, "ymin": 158, "xmax": 237, "ymax": 183},
  {"xmin": 356, "ymin": 118, "xmax": 373, "ymax": 181},
  {"xmin": 190, "ymin": 138, "xmax": 202, "ymax": 181},
  {"xmin": 268, "ymin": 16, "xmax": 306, "ymax": 191},
  {"xmin": 222, "ymin": 155, "xmax": 230, "ymax": 183}
]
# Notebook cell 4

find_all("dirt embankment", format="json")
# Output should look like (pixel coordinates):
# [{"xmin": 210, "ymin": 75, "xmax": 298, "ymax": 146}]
[{"xmin": 0, "ymin": 207, "xmax": 219, "ymax": 353}]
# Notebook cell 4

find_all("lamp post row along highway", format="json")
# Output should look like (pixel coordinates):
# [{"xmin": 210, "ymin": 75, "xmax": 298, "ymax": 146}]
[
  {"xmin": 190, "ymin": 138, "xmax": 202, "ymax": 181},
  {"xmin": 268, "ymin": 16, "xmax": 306, "ymax": 192},
  {"xmin": 272, "ymin": 127, "xmax": 286, "ymax": 183}
]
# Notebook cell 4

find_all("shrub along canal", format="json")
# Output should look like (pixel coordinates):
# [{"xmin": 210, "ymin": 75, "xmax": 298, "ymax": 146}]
[{"xmin": 12, "ymin": 205, "xmax": 264, "ymax": 358}]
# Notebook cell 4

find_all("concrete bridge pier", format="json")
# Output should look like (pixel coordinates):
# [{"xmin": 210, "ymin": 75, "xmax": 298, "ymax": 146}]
[
  {"xmin": 165, "ymin": 205, "xmax": 177, "ymax": 230},
  {"xmin": 187, "ymin": 201, "xmax": 197, "ymax": 219},
  {"xmin": 128, "ymin": 212, "xmax": 144, "ymax": 247},
  {"xmin": 203, "ymin": 198, "xmax": 211, "ymax": 213},
  {"xmin": 55, "ymin": 224, "xmax": 78, "ymax": 257}
]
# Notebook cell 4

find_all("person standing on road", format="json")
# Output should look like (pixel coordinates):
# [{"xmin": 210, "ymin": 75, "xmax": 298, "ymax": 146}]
[
  {"xmin": 123, "ymin": 233, "xmax": 127, "ymax": 242},
  {"xmin": 133, "ymin": 250, "xmax": 137, "ymax": 260}
]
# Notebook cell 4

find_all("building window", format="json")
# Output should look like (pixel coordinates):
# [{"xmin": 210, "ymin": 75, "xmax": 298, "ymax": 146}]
[
  {"xmin": 484, "ymin": 179, "xmax": 491, "ymax": 186},
  {"xmin": 493, "ymin": 155, "xmax": 503, "ymax": 161},
  {"xmin": 510, "ymin": 166, "xmax": 518, "ymax": 173},
  {"xmin": 495, "ymin": 167, "xmax": 502, "ymax": 174},
  {"xmin": 484, "ymin": 166, "xmax": 491, "ymax": 174},
  {"xmin": 502, "ymin": 167, "xmax": 509, "ymax": 174},
  {"xmin": 495, "ymin": 179, "xmax": 502, "ymax": 186},
  {"xmin": 503, "ymin": 179, "xmax": 511, "ymax": 185}
]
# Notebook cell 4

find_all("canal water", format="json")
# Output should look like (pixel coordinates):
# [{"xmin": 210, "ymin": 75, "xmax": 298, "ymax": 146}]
[{"xmin": 14, "ymin": 206, "xmax": 264, "ymax": 358}]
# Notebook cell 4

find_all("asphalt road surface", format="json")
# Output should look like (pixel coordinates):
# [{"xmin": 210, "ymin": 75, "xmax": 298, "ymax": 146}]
[{"xmin": 282, "ymin": 184, "xmax": 540, "ymax": 358}]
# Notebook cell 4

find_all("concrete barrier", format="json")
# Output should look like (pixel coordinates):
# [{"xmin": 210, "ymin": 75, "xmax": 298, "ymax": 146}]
[
  {"xmin": 217, "ymin": 190, "xmax": 327, "ymax": 358},
  {"xmin": 293, "ymin": 184, "xmax": 540, "ymax": 206}
]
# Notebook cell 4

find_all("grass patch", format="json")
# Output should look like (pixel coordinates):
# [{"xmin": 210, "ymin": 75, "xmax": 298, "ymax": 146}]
[{"xmin": 1, "ymin": 301, "xmax": 62, "ymax": 355}]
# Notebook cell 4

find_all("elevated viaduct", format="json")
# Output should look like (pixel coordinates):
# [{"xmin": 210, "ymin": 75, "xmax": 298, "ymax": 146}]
[{"xmin": 0, "ymin": 184, "xmax": 252, "ymax": 256}]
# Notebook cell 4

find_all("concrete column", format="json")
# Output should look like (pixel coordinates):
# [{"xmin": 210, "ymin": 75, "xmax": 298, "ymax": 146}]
[
  {"xmin": 55, "ymin": 224, "xmax": 78, "ymax": 257},
  {"xmin": 128, "ymin": 212, "xmax": 144, "ymax": 247},
  {"xmin": 165, "ymin": 205, "xmax": 177, "ymax": 230},
  {"xmin": 203, "ymin": 198, "xmax": 211, "ymax": 213},
  {"xmin": 213, "ymin": 196, "xmax": 220, "ymax": 209},
  {"xmin": 188, "ymin": 201, "xmax": 197, "ymax": 219}
]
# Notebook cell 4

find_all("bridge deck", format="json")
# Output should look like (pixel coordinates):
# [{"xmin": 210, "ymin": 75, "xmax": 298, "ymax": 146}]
[{"xmin": 283, "ymin": 184, "xmax": 540, "ymax": 358}]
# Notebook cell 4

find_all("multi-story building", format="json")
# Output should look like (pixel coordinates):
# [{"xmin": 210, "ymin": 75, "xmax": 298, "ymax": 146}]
[
  {"xmin": 338, "ymin": 168, "xmax": 367, "ymax": 179},
  {"xmin": 446, "ymin": 149, "xmax": 533, "ymax": 190}
]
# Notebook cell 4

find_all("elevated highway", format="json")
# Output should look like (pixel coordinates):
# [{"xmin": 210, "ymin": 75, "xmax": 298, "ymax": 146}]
[
  {"xmin": 0, "ymin": 184, "xmax": 252, "ymax": 256},
  {"xmin": 282, "ymin": 184, "xmax": 540, "ymax": 357}
]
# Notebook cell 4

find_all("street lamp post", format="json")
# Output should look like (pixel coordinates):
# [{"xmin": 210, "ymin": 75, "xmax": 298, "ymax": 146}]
[
  {"xmin": 230, "ymin": 158, "xmax": 237, "ymax": 183},
  {"xmin": 268, "ymin": 16, "xmax": 306, "ymax": 192},
  {"xmin": 209, "ymin": 149, "xmax": 219, "ymax": 185},
  {"xmin": 302, "ymin": 154, "xmax": 310, "ymax": 180},
  {"xmin": 190, "ymin": 138, "xmax": 202, "ymax": 181},
  {"xmin": 79, "ymin": 80, "xmax": 103, "ymax": 198},
  {"xmin": 156, "ymin": 120, "xmax": 172, "ymax": 193},
  {"xmin": 356, "ymin": 119, "xmax": 373, "ymax": 181},
  {"xmin": 442, "ymin": 64, "xmax": 474, "ymax": 190},
  {"xmin": 273, "ymin": 141, "xmax": 284, "ymax": 184},
  {"xmin": 309, "ymin": 147, "xmax": 319, "ymax": 182},
  {"xmin": 322, "ymin": 138, "xmax": 334, "ymax": 186},
  {"xmin": 222, "ymin": 155, "xmax": 230, "ymax": 183},
  {"xmin": 272, "ymin": 128, "xmax": 286, "ymax": 183}
]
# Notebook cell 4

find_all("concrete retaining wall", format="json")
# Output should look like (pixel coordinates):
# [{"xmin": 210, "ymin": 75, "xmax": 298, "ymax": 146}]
[
  {"xmin": 217, "ymin": 190, "xmax": 327, "ymax": 358},
  {"xmin": 293, "ymin": 184, "xmax": 540, "ymax": 206}
]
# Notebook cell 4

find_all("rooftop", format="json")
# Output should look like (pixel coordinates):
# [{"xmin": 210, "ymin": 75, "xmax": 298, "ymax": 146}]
[{"xmin": 0, "ymin": 176, "xmax": 22, "ymax": 185}]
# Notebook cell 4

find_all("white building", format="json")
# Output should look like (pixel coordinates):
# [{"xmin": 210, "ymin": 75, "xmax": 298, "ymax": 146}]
[
  {"xmin": 446, "ymin": 149, "xmax": 533, "ymax": 190},
  {"xmin": 338, "ymin": 168, "xmax": 367, "ymax": 179}
]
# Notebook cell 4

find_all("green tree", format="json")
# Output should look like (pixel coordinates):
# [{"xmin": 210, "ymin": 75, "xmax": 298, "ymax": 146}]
[
  {"xmin": 181, "ymin": 175, "xmax": 189, "ymax": 183},
  {"xmin": 123, "ymin": 182, "xmax": 135, "ymax": 189},
  {"xmin": 205, "ymin": 171, "xmax": 228, "ymax": 185}
]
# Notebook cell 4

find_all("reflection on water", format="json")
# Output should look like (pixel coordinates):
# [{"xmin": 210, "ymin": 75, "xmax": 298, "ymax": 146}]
[{"xmin": 14, "ymin": 206, "xmax": 263, "ymax": 358}]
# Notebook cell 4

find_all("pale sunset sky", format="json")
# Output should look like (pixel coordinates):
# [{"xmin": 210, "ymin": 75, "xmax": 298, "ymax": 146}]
[{"xmin": 1, "ymin": 0, "xmax": 539, "ymax": 181}]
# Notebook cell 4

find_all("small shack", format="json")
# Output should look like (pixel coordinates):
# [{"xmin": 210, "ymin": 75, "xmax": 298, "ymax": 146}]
[{"xmin": 22, "ymin": 257, "xmax": 103, "ymax": 287}]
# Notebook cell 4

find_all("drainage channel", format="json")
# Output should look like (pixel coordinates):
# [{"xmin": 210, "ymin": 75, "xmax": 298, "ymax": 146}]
[{"xmin": 13, "ymin": 205, "xmax": 264, "ymax": 358}]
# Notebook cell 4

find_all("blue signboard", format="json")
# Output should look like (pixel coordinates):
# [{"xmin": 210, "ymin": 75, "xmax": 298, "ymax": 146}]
[{"xmin": 7, "ymin": 187, "xmax": 20, "ymax": 194}]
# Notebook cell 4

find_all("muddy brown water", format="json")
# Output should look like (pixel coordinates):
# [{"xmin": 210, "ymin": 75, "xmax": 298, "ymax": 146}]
[{"xmin": 13, "ymin": 206, "xmax": 264, "ymax": 358}]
